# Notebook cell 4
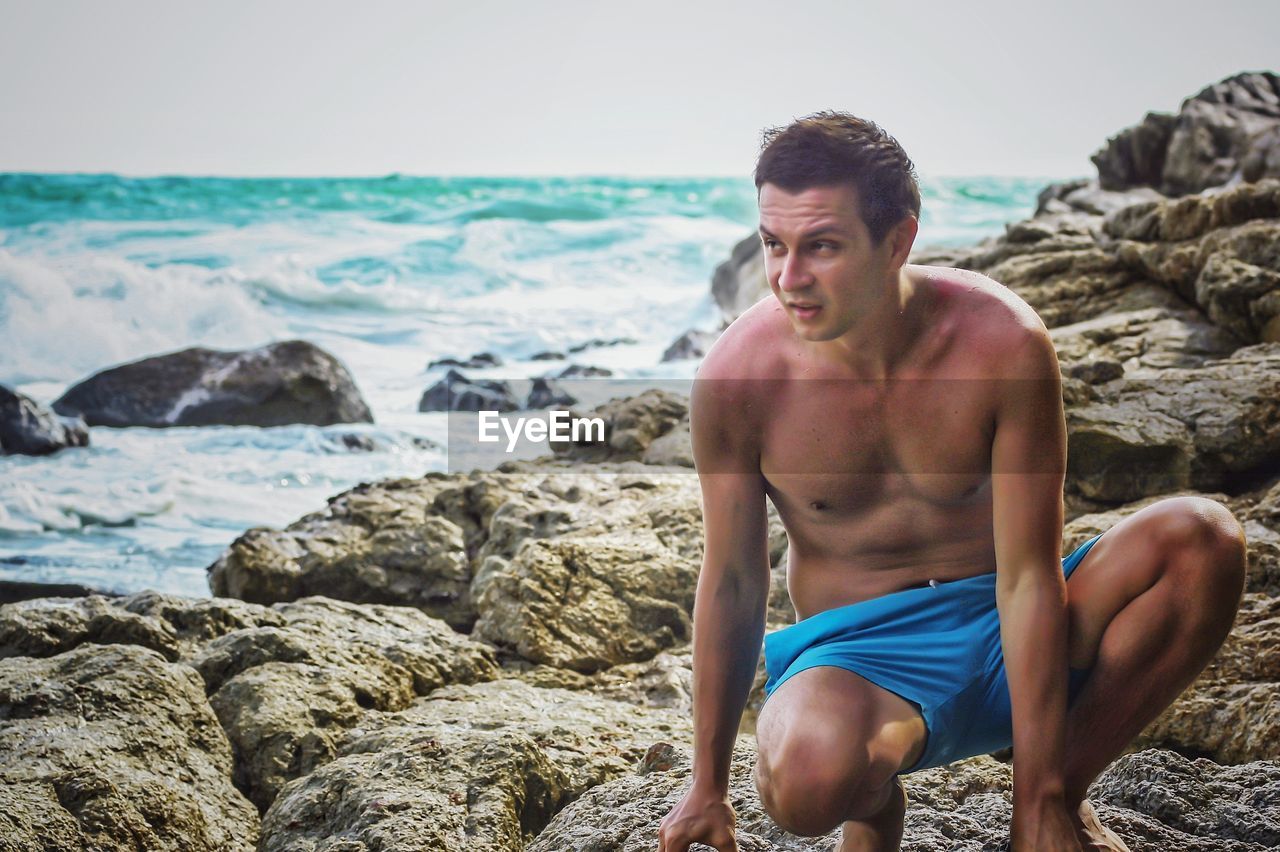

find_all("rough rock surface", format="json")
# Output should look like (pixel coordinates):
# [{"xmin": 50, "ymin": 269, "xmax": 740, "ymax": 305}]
[
  {"xmin": 1093, "ymin": 71, "xmax": 1280, "ymax": 196},
  {"xmin": 209, "ymin": 468, "xmax": 706, "ymax": 656},
  {"xmin": 472, "ymin": 532, "xmax": 698, "ymax": 672},
  {"xmin": 0, "ymin": 643, "xmax": 260, "ymax": 850},
  {"xmin": 0, "ymin": 384, "xmax": 89, "ymax": 456},
  {"xmin": 0, "ymin": 592, "xmax": 500, "ymax": 814},
  {"xmin": 260, "ymin": 679, "xmax": 694, "ymax": 852},
  {"xmin": 51, "ymin": 340, "xmax": 373, "ymax": 428},
  {"xmin": 529, "ymin": 739, "xmax": 1280, "ymax": 851},
  {"xmin": 661, "ymin": 329, "xmax": 718, "ymax": 362},
  {"xmin": 551, "ymin": 388, "xmax": 690, "ymax": 464},
  {"xmin": 1064, "ymin": 343, "xmax": 1280, "ymax": 502}
]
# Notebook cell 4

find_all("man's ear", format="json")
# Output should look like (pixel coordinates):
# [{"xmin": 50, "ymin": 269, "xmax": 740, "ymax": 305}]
[{"xmin": 887, "ymin": 216, "xmax": 918, "ymax": 268}]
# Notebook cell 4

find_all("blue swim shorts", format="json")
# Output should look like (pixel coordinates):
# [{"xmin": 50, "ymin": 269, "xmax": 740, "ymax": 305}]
[{"xmin": 762, "ymin": 535, "xmax": 1103, "ymax": 774}]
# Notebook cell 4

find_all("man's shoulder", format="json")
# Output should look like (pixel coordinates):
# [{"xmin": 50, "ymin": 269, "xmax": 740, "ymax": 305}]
[
  {"xmin": 697, "ymin": 295, "xmax": 790, "ymax": 382},
  {"xmin": 914, "ymin": 264, "xmax": 1050, "ymax": 367}
]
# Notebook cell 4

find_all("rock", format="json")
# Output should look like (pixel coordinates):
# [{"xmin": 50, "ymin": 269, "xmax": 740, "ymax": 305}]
[
  {"xmin": 195, "ymin": 597, "xmax": 499, "ymax": 810},
  {"xmin": 661, "ymin": 329, "xmax": 718, "ymax": 362},
  {"xmin": 209, "ymin": 476, "xmax": 477, "ymax": 629},
  {"xmin": 530, "ymin": 740, "xmax": 1279, "ymax": 851},
  {"xmin": 556, "ymin": 364, "xmax": 614, "ymax": 378},
  {"xmin": 641, "ymin": 418, "xmax": 694, "ymax": 467},
  {"xmin": 427, "ymin": 352, "xmax": 503, "ymax": 369},
  {"xmin": 209, "ymin": 467, "xmax": 706, "ymax": 640},
  {"xmin": 1243, "ymin": 125, "xmax": 1280, "ymax": 183},
  {"xmin": 51, "ymin": 340, "xmax": 372, "ymax": 428},
  {"xmin": 259, "ymin": 679, "xmax": 694, "ymax": 852},
  {"xmin": 1107, "ymin": 180, "xmax": 1280, "ymax": 344},
  {"xmin": 1065, "ymin": 344, "xmax": 1280, "ymax": 502},
  {"xmin": 0, "ymin": 592, "xmax": 500, "ymax": 814},
  {"xmin": 0, "ymin": 384, "xmax": 88, "ymax": 455},
  {"xmin": 526, "ymin": 376, "xmax": 576, "ymax": 409},
  {"xmin": 1093, "ymin": 72, "xmax": 1280, "ymax": 196},
  {"xmin": 0, "ymin": 579, "xmax": 114, "ymax": 604},
  {"xmin": 551, "ymin": 389, "xmax": 690, "ymax": 464},
  {"xmin": 471, "ymin": 532, "xmax": 698, "ymax": 673},
  {"xmin": 531, "ymin": 350, "xmax": 565, "ymax": 361},
  {"xmin": 1038, "ymin": 179, "xmax": 1166, "ymax": 216},
  {"xmin": 0, "ymin": 643, "xmax": 259, "ymax": 849},
  {"xmin": 1093, "ymin": 112, "xmax": 1179, "ymax": 192},
  {"xmin": 1050, "ymin": 305, "xmax": 1241, "ymax": 377},
  {"xmin": 419, "ymin": 368, "xmax": 520, "ymax": 413},
  {"xmin": 567, "ymin": 336, "xmax": 637, "ymax": 354},
  {"xmin": 711, "ymin": 232, "xmax": 769, "ymax": 325}
]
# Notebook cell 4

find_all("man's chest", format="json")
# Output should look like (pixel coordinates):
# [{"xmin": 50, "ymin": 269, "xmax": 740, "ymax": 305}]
[{"xmin": 757, "ymin": 376, "xmax": 998, "ymax": 508}]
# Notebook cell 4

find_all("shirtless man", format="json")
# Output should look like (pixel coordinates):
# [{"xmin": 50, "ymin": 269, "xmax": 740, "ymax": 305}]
[{"xmin": 656, "ymin": 113, "xmax": 1247, "ymax": 852}]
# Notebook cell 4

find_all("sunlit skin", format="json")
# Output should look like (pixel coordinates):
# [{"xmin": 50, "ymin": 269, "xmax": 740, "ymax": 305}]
[{"xmin": 656, "ymin": 182, "xmax": 1246, "ymax": 852}]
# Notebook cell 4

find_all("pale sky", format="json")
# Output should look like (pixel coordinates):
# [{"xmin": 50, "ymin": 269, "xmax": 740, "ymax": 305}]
[{"xmin": 2, "ymin": 0, "xmax": 1277, "ymax": 178}]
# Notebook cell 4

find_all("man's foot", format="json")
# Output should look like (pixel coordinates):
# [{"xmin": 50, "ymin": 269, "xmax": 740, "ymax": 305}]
[
  {"xmin": 837, "ymin": 777, "xmax": 906, "ymax": 852},
  {"xmin": 1073, "ymin": 799, "xmax": 1130, "ymax": 851}
]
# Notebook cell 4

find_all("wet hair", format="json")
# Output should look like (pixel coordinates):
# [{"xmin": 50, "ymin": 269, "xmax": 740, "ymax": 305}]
[{"xmin": 754, "ymin": 111, "xmax": 921, "ymax": 244}]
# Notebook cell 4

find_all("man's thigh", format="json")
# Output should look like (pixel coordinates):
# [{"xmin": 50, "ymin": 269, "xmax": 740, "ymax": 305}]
[{"xmin": 755, "ymin": 666, "xmax": 928, "ymax": 784}]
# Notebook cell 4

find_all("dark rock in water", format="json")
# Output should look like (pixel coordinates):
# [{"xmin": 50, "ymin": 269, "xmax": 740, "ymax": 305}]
[
  {"xmin": 51, "ymin": 340, "xmax": 373, "ymax": 428},
  {"xmin": 526, "ymin": 377, "xmax": 576, "ymax": 409},
  {"xmin": 1093, "ymin": 72, "xmax": 1280, "ymax": 196},
  {"xmin": 0, "ymin": 579, "xmax": 115, "ymax": 605},
  {"xmin": 712, "ymin": 232, "xmax": 768, "ymax": 325},
  {"xmin": 567, "ymin": 336, "xmax": 637, "ymax": 353},
  {"xmin": 418, "ymin": 369, "xmax": 520, "ymax": 412},
  {"xmin": 557, "ymin": 364, "xmax": 614, "ymax": 378},
  {"xmin": 0, "ymin": 385, "xmax": 89, "ymax": 456},
  {"xmin": 661, "ymin": 329, "xmax": 718, "ymax": 362},
  {"xmin": 0, "ymin": 643, "xmax": 260, "ymax": 849},
  {"xmin": 427, "ymin": 352, "xmax": 503, "ymax": 370},
  {"xmin": 531, "ymin": 350, "xmax": 565, "ymax": 361}
]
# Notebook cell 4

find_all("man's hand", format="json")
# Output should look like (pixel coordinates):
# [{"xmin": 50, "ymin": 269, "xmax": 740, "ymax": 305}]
[
  {"xmin": 1010, "ymin": 794, "xmax": 1085, "ymax": 852},
  {"xmin": 658, "ymin": 783, "xmax": 739, "ymax": 852}
]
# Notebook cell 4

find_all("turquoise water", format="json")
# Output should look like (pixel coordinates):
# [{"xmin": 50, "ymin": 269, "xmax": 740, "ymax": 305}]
[{"xmin": 0, "ymin": 173, "xmax": 1049, "ymax": 596}]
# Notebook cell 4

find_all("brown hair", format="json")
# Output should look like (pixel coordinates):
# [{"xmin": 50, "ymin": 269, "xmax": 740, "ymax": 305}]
[{"xmin": 754, "ymin": 111, "xmax": 921, "ymax": 244}]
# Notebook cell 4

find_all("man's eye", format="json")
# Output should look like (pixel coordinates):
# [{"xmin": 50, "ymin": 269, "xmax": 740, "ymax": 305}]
[
  {"xmin": 814, "ymin": 241, "xmax": 836, "ymax": 251},
  {"xmin": 763, "ymin": 239, "xmax": 782, "ymax": 251}
]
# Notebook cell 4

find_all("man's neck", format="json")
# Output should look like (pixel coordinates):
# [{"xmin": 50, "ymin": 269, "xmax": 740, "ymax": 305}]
[{"xmin": 820, "ymin": 266, "xmax": 930, "ymax": 379}]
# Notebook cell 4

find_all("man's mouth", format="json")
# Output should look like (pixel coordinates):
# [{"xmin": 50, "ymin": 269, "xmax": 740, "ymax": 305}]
[{"xmin": 789, "ymin": 302, "xmax": 821, "ymax": 318}]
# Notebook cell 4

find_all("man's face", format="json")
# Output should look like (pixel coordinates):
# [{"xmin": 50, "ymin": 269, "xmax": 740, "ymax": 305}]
[{"xmin": 757, "ymin": 182, "xmax": 900, "ymax": 342}]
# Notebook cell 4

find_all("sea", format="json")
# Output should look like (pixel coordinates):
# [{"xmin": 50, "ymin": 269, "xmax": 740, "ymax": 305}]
[{"xmin": 0, "ymin": 173, "xmax": 1050, "ymax": 597}]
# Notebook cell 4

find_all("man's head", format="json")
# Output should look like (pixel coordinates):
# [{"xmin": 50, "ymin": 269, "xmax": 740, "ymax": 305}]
[{"xmin": 754, "ymin": 112, "xmax": 920, "ymax": 246}]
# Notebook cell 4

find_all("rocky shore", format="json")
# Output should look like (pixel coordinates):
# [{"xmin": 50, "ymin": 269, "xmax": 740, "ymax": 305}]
[{"xmin": 3, "ymin": 72, "xmax": 1280, "ymax": 850}]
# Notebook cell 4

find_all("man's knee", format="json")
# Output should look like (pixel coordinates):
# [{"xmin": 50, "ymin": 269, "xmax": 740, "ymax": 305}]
[
  {"xmin": 754, "ymin": 731, "xmax": 895, "ymax": 836},
  {"xmin": 1148, "ymin": 496, "xmax": 1247, "ymax": 618}
]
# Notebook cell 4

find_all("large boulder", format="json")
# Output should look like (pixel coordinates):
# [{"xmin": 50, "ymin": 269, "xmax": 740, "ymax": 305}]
[
  {"xmin": 0, "ymin": 643, "xmax": 260, "ymax": 850},
  {"xmin": 1093, "ymin": 72, "xmax": 1280, "ymax": 196},
  {"xmin": 51, "ymin": 340, "xmax": 373, "ymax": 428},
  {"xmin": 0, "ymin": 384, "xmax": 88, "ymax": 455},
  {"xmin": 550, "ymin": 388, "xmax": 690, "ymax": 465},
  {"xmin": 208, "ymin": 476, "xmax": 478, "ymax": 629},
  {"xmin": 209, "ymin": 467, "xmax": 706, "ymax": 640},
  {"xmin": 259, "ymin": 679, "xmax": 694, "ymax": 852}
]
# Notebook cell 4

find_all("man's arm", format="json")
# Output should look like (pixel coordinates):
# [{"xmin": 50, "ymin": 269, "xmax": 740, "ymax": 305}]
[
  {"xmin": 989, "ymin": 324, "xmax": 1076, "ymax": 848},
  {"xmin": 658, "ymin": 373, "xmax": 770, "ymax": 852}
]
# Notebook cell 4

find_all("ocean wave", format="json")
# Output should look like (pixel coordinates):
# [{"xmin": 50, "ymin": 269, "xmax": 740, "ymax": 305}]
[{"xmin": 0, "ymin": 249, "xmax": 280, "ymax": 386}]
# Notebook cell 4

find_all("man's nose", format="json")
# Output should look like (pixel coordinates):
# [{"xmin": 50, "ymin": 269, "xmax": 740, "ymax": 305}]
[{"xmin": 777, "ymin": 253, "xmax": 811, "ymax": 292}]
